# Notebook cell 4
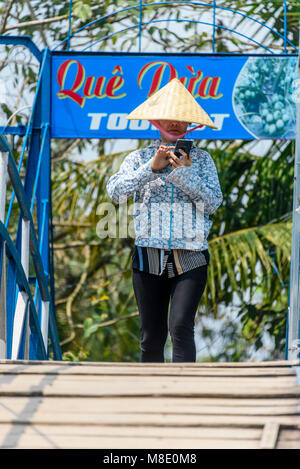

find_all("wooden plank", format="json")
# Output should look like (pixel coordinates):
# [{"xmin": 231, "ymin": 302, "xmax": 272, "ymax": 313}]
[
  {"xmin": 0, "ymin": 396, "xmax": 298, "ymax": 416},
  {"xmin": 260, "ymin": 422, "xmax": 280, "ymax": 449},
  {"xmin": 279, "ymin": 429, "xmax": 300, "ymax": 440},
  {"xmin": 277, "ymin": 430, "xmax": 300, "ymax": 448},
  {"xmin": 277, "ymin": 440, "xmax": 300, "ymax": 449},
  {"xmin": 0, "ymin": 359, "xmax": 299, "ymax": 368},
  {"xmin": 0, "ymin": 384, "xmax": 299, "ymax": 398},
  {"xmin": 0, "ymin": 424, "xmax": 262, "ymax": 449},
  {"xmin": 1, "ymin": 395, "xmax": 299, "ymax": 411},
  {"xmin": 3, "ymin": 396, "xmax": 298, "ymax": 407},
  {"xmin": 13, "ymin": 405, "xmax": 297, "ymax": 417},
  {"xmin": 0, "ymin": 364, "xmax": 296, "ymax": 377},
  {"xmin": 0, "ymin": 409, "xmax": 300, "ymax": 427},
  {"xmin": 0, "ymin": 433, "xmax": 262, "ymax": 449},
  {"xmin": 0, "ymin": 422, "xmax": 262, "ymax": 449},
  {"xmin": 0, "ymin": 423, "xmax": 262, "ymax": 440},
  {"xmin": 0, "ymin": 373, "xmax": 296, "ymax": 386},
  {"xmin": 1, "ymin": 379, "xmax": 294, "ymax": 395},
  {"xmin": 0, "ymin": 374, "xmax": 298, "ymax": 399}
]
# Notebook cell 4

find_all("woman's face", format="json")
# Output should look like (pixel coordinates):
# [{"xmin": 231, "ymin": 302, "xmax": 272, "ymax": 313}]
[{"xmin": 156, "ymin": 120, "xmax": 189, "ymax": 143}]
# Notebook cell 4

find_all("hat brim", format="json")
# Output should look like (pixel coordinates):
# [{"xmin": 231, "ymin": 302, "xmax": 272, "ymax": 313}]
[{"xmin": 126, "ymin": 78, "xmax": 219, "ymax": 130}]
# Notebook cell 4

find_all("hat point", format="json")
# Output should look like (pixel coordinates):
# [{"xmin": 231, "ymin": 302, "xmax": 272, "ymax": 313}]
[{"xmin": 127, "ymin": 76, "xmax": 218, "ymax": 130}]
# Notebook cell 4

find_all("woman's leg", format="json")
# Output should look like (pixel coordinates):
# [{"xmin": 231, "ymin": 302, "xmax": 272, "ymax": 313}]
[
  {"xmin": 169, "ymin": 264, "xmax": 208, "ymax": 362},
  {"xmin": 132, "ymin": 268, "xmax": 171, "ymax": 363}
]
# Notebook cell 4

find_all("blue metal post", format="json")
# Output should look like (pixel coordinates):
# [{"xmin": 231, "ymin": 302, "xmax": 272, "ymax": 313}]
[
  {"xmin": 67, "ymin": 0, "xmax": 73, "ymax": 51},
  {"xmin": 283, "ymin": 0, "xmax": 287, "ymax": 55},
  {"xmin": 139, "ymin": 0, "xmax": 142, "ymax": 53},
  {"xmin": 212, "ymin": 0, "xmax": 216, "ymax": 53},
  {"xmin": 36, "ymin": 48, "xmax": 51, "ymax": 358},
  {"xmin": 285, "ymin": 264, "xmax": 290, "ymax": 360},
  {"xmin": 288, "ymin": 33, "xmax": 300, "ymax": 359}
]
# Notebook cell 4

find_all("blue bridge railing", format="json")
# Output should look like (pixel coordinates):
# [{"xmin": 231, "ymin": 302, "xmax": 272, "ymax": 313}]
[{"xmin": 0, "ymin": 134, "xmax": 61, "ymax": 360}]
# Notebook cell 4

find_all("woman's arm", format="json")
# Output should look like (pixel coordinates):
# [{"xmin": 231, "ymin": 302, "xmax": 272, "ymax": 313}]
[
  {"xmin": 165, "ymin": 150, "xmax": 223, "ymax": 215},
  {"xmin": 106, "ymin": 149, "xmax": 162, "ymax": 204}
]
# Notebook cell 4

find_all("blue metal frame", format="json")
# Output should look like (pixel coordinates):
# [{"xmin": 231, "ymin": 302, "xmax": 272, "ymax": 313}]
[
  {"xmin": 0, "ymin": 40, "xmax": 61, "ymax": 360},
  {"xmin": 83, "ymin": 20, "xmax": 293, "ymax": 54},
  {"xmin": 0, "ymin": 0, "xmax": 298, "ymax": 361},
  {"xmin": 67, "ymin": 0, "xmax": 73, "ymax": 51},
  {"xmin": 56, "ymin": 0, "xmax": 298, "ymax": 54},
  {"xmin": 0, "ymin": 35, "xmax": 42, "ymax": 61},
  {"xmin": 0, "ymin": 221, "xmax": 46, "ymax": 360},
  {"xmin": 0, "ymin": 135, "xmax": 61, "ymax": 360}
]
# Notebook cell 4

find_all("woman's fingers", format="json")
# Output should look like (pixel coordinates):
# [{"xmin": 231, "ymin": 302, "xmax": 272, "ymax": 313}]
[
  {"xmin": 160, "ymin": 145, "xmax": 175, "ymax": 152},
  {"xmin": 168, "ymin": 149, "xmax": 192, "ymax": 168},
  {"xmin": 169, "ymin": 151, "xmax": 183, "ymax": 167},
  {"xmin": 158, "ymin": 145, "xmax": 175, "ymax": 160},
  {"xmin": 156, "ymin": 147, "xmax": 191, "ymax": 168},
  {"xmin": 178, "ymin": 149, "xmax": 187, "ymax": 158},
  {"xmin": 169, "ymin": 156, "xmax": 180, "ymax": 168}
]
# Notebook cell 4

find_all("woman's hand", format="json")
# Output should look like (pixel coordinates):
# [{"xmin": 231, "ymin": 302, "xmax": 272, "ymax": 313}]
[
  {"xmin": 151, "ymin": 145, "xmax": 175, "ymax": 171},
  {"xmin": 168, "ymin": 149, "xmax": 192, "ymax": 168}
]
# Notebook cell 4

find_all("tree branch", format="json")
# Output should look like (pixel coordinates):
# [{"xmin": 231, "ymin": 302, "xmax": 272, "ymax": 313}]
[
  {"xmin": 60, "ymin": 245, "xmax": 91, "ymax": 347},
  {"xmin": 75, "ymin": 311, "xmax": 139, "ymax": 330},
  {"xmin": 25, "ymin": 0, "xmax": 48, "ymax": 48},
  {"xmin": 0, "ymin": 0, "xmax": 15, "ymax": 33},
  {"xmin": 4, "ymin": 13, "xmax": 69, "ymax": 32}
]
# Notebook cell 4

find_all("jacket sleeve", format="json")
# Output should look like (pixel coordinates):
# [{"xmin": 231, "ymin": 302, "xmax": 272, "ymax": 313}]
[
  {"xmin": 106, "ymin": 149, "xmax": 162, "ymax": 204},
  {"xmin": 165, "ymin": 150, "xmax": 223, "ymax": 215}
]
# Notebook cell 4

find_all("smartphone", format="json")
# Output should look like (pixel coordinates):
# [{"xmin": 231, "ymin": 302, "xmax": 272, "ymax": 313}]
[{"xmin": 174, "ymin": 139, "xmax": 193, "ymax": 159}]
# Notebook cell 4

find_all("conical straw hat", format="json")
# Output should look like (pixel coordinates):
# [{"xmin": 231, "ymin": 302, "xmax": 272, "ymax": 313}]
[{"xmin": 127, "ymin": 78, "xmax": 218, "ymax": 129}]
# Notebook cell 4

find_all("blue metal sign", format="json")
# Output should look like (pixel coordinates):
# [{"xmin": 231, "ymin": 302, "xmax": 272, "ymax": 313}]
[{"xmin": 51, "ymin": 53, "xmax": 298, "ymax": 140}]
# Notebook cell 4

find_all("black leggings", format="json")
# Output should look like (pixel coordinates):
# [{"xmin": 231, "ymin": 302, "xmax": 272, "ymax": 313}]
[{"xmin": 132, "ymin": 264, "xmax": 208, "ymax": 363}]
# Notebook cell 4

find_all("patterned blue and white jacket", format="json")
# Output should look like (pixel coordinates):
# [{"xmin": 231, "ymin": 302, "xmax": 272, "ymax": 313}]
[{"xmin": 106, "ymin": 140, "xmax": 223, "ymax": 251}]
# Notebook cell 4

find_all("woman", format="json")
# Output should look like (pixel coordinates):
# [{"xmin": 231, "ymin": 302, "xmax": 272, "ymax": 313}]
[{"xmin": 106, "ymin": 78, "xmax": 223, "ymax": 363}]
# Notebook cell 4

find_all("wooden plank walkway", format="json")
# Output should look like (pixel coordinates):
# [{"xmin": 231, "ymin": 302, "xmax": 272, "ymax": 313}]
[{"xmin": 0, "ymin": 359, "xmax": 299, "ymax": 449}]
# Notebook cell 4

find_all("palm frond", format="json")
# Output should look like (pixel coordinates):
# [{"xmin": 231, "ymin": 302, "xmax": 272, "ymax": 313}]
[{"xmin": 205, "ymin": 221, "xmax": 291, "ymax": 313}]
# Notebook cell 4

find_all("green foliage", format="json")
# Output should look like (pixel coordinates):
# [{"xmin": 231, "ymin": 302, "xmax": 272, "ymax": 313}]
[
  {"xmin": 73, "ymin": 1, "xmax": 92, "ymax": 23},
  {"xmin": 50, "ymin": 139, "xmax": 293, "ymax": 362}
]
